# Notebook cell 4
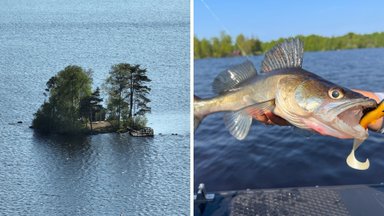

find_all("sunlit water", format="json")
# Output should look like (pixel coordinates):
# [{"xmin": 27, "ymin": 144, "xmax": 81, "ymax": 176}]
[
  {"xmin": 0, "ymin": 0, "xmax": 189, "ymax": 215},
  {"xmin": 195, "ymin": 48, "xmax": 384, "ymax": 192}
]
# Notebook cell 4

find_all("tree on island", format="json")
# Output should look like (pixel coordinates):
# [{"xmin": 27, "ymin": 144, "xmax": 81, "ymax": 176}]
[
  {"xmin": 80, "ymin": 87, "xmax": 104, "ymax": 132},
  {"xmin": 104, "ymin": 64, "xmax": 131, "ymax": 128},
  {"xmin": 32, "ymin": 65, "xmax": 93, "ymax": 134},
  {"xmin": 128, "ymin": 64, "xmax": 151, "ymax": 118},
  {"xmin": 104, "ymin": 63, "xmax": 151, "ymax": 130},
  {"xmin": 33, "ymin": 63, "xmax": 151, "ymax": 135}
]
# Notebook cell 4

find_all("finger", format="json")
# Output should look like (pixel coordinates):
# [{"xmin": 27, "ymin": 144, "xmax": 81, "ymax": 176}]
[
  {"xmin": 265, "ymin": 112, "xmax": 290, "ymax": 126},
  {"xmin": 253, "ymin": 113, "xmax": 269, "ymax": 123}
]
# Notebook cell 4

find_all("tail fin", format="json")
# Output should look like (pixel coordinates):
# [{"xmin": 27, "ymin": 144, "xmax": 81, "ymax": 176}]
[{"xmin": 194, "ymin": 96, "xmax": 205, "ymax": 131}]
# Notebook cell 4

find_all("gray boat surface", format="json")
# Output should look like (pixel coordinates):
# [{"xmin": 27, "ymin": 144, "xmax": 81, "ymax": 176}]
[{"xmin": 194, "ymin": 183, "xmax": 384, "ymax": 216}]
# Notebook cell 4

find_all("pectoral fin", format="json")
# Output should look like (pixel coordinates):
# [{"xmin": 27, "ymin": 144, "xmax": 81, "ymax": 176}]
[
  {"xmin": 346, "ymin": 139, "xmax": 370, "ymax": 170},
  {"xmin": 223, "ymin": 100, "xmax": 275, "ymax": 140}
]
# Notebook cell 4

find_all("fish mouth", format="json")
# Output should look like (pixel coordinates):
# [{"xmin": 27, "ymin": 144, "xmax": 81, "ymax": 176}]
[
  {"xmin": 331, "ymin": 98, "xmax": 376, "ymax": 117},
  {"xmin": 322, "ymin": 98, "xmax": 377, "ymax": 139}
]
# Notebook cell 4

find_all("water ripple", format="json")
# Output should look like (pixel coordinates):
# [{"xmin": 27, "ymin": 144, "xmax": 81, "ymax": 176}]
[{"xmin": 0, "ymin": 0, "xmax": 189, "ymax": 214}]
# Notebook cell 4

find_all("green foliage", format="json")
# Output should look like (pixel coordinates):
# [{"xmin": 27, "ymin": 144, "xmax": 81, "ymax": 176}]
[
  {"xmin": 195, "ymin": 32, "xmax": 384, "ymax": 59},
  {"xmin": 130, "ymin": 65, "xmax": 151, "ymax": 117},
  {"xmin": 33, "ymin": 63, "xmax": 152, "ymax": 135},
  {"xmin": 124, "ymin": 116, "xmax": 148, "ymax": 130},
  {"xmin": 80, "ymin": 87, "xmax": 104, "ymax": 131},
  {"xmin": 235, "ymin": 34, "xmax": 246, "ymax": 55},
  {"xmin": 194, "ymin": 36, "xmax": 202, "ymax": 59},
  {"xmin": 32, "ymin": 102, "xmax": 57, "ymax": 133},
  {"xmin": 219, "ymin": 32, "xmax": 233, "ymax": 57},
  {"xmin": 200, "ymin": 39, "xmax": 212, "ymax": 58},
  {"xmin": 32, "ymin": 65, "xmax": 93, "ymax": 134},
  {"xmin": 104, "ymin": 63, "xmax": 151, "ymax": 129},
  {"xmin": 195, "ymin": 32, "xmax": 262, "ymax": 58},
  {"xmin": 235, "ymin": 34, "xmax": 262, "ymax": 56},
  {"xmin": 104, "ymin": 63, "xmax": 132, "ymax": 127}
]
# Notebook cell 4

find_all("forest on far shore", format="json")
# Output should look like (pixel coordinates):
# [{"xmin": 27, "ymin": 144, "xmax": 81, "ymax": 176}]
[{"xmin": 194, "ymin": 32, "xmax": 384, "ymax": 59}]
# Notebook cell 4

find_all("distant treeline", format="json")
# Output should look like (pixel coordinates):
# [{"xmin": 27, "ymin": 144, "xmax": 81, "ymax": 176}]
[{"xmin": 194, "ymin": 32, "xmax": 384, "ymax": 59}]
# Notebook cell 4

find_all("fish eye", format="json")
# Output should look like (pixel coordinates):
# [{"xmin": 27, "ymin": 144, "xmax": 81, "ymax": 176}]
[{"xmin": 328, "ymin": 88, "xmax": 344, "ymax": 99}]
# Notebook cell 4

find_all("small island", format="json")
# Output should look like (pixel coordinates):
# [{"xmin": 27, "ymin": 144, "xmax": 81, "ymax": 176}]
[{"xmin": 32, "ymin": 63, "xmax": 153, "ymax": 136}]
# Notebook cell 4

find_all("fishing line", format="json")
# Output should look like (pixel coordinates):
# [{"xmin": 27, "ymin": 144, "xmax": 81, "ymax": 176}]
[{"xmin": 199, "ymin": 0, "xmax": 251, "ymax": 61}]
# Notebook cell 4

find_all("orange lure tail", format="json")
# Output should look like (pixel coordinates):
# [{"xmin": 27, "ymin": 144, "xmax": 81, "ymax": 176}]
[{"xmin": 360, "ymin": 100, "xmax": 384, "ymax": 129}]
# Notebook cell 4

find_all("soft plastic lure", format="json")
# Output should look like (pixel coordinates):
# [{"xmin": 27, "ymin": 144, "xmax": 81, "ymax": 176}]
[
  {"xmin": 360, "ymin": 100, "xmax": 384, "ymax": 129},
  {"xmin": 346, "ymin": 100, "xmax": 384, "ymax": 170}
]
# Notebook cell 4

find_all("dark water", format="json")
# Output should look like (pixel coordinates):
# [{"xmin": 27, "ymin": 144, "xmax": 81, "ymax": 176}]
[
  {"xmin": 0, "ymin": 1, "xmax": 189, "ymax": 215},
  {"xmin": 195, "ymin": 48, "xmax": 384, "ymax": 192}
]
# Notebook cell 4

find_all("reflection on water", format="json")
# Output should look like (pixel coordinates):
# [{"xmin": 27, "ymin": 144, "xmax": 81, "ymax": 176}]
[{"xmin": 0, "ymin": 132, "xmax": 189, "ymax": 215}]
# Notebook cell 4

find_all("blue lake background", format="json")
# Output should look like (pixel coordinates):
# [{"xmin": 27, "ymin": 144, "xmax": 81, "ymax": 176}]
[
  {"xmin": 0, "ymin": 0, "xmax": 189, "ymax": 215},
  {"xmin": 195, "ymin": 48, "xmax": 384, "ymax": 192}
]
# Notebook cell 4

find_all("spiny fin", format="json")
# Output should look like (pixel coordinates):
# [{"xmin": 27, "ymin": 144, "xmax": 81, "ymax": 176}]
[
  {"xmin": 223, "ymin": 100, "xmax": 275, "ymax": 140},
  {"xmin": 346, "ymin": 139, "xmax": 370, "ymax": 170},
  {"xmin": 212, "ymin": 60, "xmax": 257, "ymax": 94},
  {"xmin": 261, "ymin": 38, "xmax": 304, "ymax": 73}
]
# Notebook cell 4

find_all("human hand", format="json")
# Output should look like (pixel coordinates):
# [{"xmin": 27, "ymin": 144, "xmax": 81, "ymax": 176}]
[
  {"xmin": 352, "ymin": 89, "xmax": 383, "ymax": 132},
  {"xmin": 252, "ymin": 110, "xmax": 290, "ymax": 126}
]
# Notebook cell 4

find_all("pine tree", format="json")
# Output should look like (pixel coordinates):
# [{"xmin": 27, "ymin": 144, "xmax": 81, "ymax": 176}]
[
  {"xmin": 104, "ymin": 64, "xmax": 131, "ymax": 128},
  {"xmin": 104, "ymin": 63, "xmax": 151, "ymax": 129},
  {"xmin": 80, "ymin": 87, "xmax": 103, "ymax": 131},
  {"xmin": 129, "ymin": 65, "xmax": 151, "ymax": 118}
]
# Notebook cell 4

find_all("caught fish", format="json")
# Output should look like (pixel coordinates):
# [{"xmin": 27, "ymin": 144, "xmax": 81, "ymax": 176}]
[{"xmin": 194, "ymin": 39, "xmax": 377, "ymax": 170}]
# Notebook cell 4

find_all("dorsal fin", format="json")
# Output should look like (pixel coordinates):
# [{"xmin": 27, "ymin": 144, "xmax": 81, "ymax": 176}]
[
  {"xmin": 212, "ymin": 60, "xmax": 257, "ymax": 94},
  {"xmin": 261, "ymin": 38, "xmax": 304, "ymax": 73}
]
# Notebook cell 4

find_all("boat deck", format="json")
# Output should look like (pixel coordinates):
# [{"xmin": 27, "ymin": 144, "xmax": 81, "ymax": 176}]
[{"xmin": 194, "ymin": 184, "xmax": 384, "ymax": 216}]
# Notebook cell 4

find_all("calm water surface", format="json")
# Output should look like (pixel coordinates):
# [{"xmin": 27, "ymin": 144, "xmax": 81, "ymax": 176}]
[
  {"xmin": 0, "ymin": 0, "xmax": 189, "ymax": 215},
  {"xmin": 195, "ymin": 48, "xmax": 384, "ymax": 192}
]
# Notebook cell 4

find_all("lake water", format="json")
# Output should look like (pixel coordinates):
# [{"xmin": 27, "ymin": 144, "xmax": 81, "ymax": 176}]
[
  {"xmin": 194, "ymin": 48, "xmax": 384, "ymax": 192},
  {"xmin": 0, "ymin": 0, "xmax": 189, "ymax": 215}
]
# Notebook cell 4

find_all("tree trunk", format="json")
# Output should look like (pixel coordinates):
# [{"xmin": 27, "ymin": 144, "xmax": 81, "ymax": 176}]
[
  {"xmin": 129, "ymin": 90, "xmax": 133, "ymax": 118},
  {"xmin": 118, "ymin": 90, "xmax": 122, "ymax": 128},
  {"xmin": 89, "ymin": 107, "xmax": 93, "ymax": 132},
  {"xmin": 129, "ymin": 73, "xmax": 134, "ymax": 118}
]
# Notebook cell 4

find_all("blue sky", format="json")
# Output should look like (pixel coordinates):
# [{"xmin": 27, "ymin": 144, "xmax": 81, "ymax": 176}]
[{"xmin": 194, "ymin": 0, "xmax": 384, "ymax": 41}]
